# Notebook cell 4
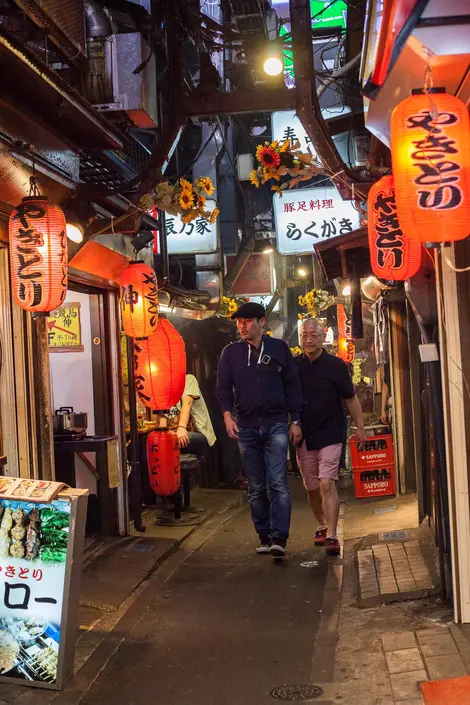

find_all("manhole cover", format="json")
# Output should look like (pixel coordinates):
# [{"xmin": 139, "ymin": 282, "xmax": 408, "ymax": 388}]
[
  {"xmin": 379, "ymin": 530, "xmax": 409, "ymax": 542},
  {"xmin": 128, "ymin": 540, "xmax": 155, "ymax": 553},
  {"xmin": 270, "ymin": 684, "xmax": 323, "ymax": 701},
  {"xmin": 300, "ymin": 561, "xmax": 321, "ymax": 568}
]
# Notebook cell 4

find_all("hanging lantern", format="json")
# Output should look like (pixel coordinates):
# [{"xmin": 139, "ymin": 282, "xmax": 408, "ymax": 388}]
[
  {"xmin": 134, "ymin": 317, "xmax": 186, "ymax": 410},
  {"xmin": 120, "ymin": 261, "xmax": 159, "ymax": 338},
  {"xmin": 368, "ymin": 175, "xmax": 422, "ymax": 280},
  {"xmin": 390, "ymin": 88, "xmax": 470, "ymax": 243},
  {"xmin": 337, "ymin": 304, "xmax": 355, "ymax": 363},
  {"xmin": 147, "ymin": 429, "xmax": 180, "ymax": 496},
  {"xmin": 9, "ymin": 195, "xmax": 67, "ymax": 313}
]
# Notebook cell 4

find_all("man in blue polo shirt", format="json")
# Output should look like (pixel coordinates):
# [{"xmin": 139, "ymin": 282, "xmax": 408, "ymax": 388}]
[
  {"xmin": 295, "ymin": 317, "xmax": 366, "ymax": 556},
  {"xmin": 216, "ymin": 302, "xmax": 303, "ymax": 557}
]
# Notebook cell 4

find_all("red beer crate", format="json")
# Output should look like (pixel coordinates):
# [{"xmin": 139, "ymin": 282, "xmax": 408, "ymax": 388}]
[
  {"xmin": 353, "ymin": 465, "xmax": 396, "ymax": 498},
  {"xmin": 349, "ymin": 434, "xmax": 394, "ymax": 468}
]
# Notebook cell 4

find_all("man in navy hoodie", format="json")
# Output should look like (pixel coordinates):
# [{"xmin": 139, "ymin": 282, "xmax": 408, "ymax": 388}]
[{"xmin": 216, "ymin": 302, "xmax": 303, "ymax": 556}]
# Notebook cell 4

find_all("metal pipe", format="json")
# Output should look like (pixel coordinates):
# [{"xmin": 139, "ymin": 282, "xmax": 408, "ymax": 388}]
[
  {"xmin": 126, "ymin": 337, "xmax": 145, "ymax": 533},
  {"xmin": 84, "ymin": 0, "xmax": 113, "ymax": 38}
]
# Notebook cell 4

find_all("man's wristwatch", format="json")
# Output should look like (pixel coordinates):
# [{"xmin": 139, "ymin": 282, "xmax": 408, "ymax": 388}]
[{"xmin": 290, "ymin": 420, "xmax": 302, "ymax": 427}]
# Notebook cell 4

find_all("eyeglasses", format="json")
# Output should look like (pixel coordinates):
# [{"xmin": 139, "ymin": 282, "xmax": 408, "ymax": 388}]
[{"xmin": 300, "ymin": 333, "xmax": 325, "ymax": 340}]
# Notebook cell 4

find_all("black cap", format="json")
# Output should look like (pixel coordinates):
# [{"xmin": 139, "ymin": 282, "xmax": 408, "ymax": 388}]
[{"xmin": 231, "ymin": 302, "xmax": 266, "ymax": 320}]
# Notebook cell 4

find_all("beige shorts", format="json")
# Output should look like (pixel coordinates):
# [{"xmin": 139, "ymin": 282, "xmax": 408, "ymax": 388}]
[{"xmin": 296, "ymin": 441, "xmax": 343, "ymax": 491}]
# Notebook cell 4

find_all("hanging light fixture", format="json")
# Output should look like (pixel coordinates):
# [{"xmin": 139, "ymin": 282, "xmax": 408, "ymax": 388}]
[
  {"xmin": 368, "ymin": 175, "xmax": 422, "ymax": 280},
  {"xmin": 134, "ymin": 317, "xmax": 186, "ymax": 411},
  {"xmin": 9, "ymin": 178, "xmax": 67, "ymax": 313},
  {"xmin": 120, "ymin": 261, "xmax": 159, "ymax": 338},
  {"xmin": 390, "ymin": 88, "xmax": 470, "ymax": 244},
  {"xmin": 66, "ymin": 221, "xmax": 84, "ymax": 244},
  {"xmin": 146, "ymin": 429, "xmax": 181, "ymax": 496},
  {"xmin": 262, "ymin": 41, "xmax": 283, "ymax": 77}
]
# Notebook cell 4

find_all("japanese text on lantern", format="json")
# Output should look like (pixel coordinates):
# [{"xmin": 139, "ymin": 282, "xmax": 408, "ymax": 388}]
[
  {"xmin": 373, "ymin": 188, "xmax": 405, "ymax": 270},
  {"xmin": 407, "ymin": 109, "xmax": 461, "ymax": 211},
  {"xmin": 337, "ymin": 304, "xmax": 354, "ymax": 363}
]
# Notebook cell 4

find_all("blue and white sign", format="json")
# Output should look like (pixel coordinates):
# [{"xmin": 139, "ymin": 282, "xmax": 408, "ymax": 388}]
[
  {"xmin": 272, "ymin": 108, "xmax": 352, "ymax": 164},
  {"xmin": 165, "ymin": 200, "xmax": 218, "ymax": 255},
  {"xmin": 273, "ymin": 187, "xmax": 360, "ymax": 255}
]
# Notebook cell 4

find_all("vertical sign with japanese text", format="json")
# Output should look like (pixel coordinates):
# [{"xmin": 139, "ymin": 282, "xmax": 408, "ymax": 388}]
[
  {"xmin": 165, "ymin": 200, "xmax": 218, "ymax": 255},
  {"xmin": 273, "ymin": 187, "xmax": 360, "ymax": 255},
  {"xmin": 0, "ymin": 499, "xmax": 70, "ymax": 685}
]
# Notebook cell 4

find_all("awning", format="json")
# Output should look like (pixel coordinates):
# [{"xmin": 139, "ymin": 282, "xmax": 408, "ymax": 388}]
[{"xmin": 314, "ymin": 227, "xmax": 370, "ymax": 281}]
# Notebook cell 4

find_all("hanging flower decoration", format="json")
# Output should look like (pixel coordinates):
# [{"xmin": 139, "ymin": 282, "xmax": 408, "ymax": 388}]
[
  {"xmin": 219, "ymin": 296, "xmax": 247, "ymax": 318},
  {"xmin": 298, "ymin": 289, "xmax": 335, "ymax": 318},
  {"xmin": 140, "ymin": 177, "xmax": 219, "ymax": 224},
  {"xmin": 250, "ymin": 140, "xmax": 324, "ymax": 194},
  {"xmin": 290, "ymin": 346, "xmax": 302, "ymax": 357}
]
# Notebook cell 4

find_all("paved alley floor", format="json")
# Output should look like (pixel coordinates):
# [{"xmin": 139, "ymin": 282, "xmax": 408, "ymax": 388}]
[{"xmin": 80, "ymin": 480, "xmax": 329, "ymax": 705}]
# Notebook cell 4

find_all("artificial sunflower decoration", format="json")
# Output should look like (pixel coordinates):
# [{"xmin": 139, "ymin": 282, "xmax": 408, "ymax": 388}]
[
  {"xmin": 251, "ymin": 139, "xmax": 324, "ymax": 194},
  {"xmin": 256, "ymin": 144, "xmax": 281, "ymax": 169},
  {"xmin": 298, "ymin": 289, "xmax": 335, "ymax": 318},
  {"xmin": 219, "ymin": 295, "xmax": 247, "ymax": 318},
  {"xmin": 196, "ymin": 176, "xmax": 215, "ymax": 196},
  {"xmin": 139, "ymin": 177, "xmax": 220, "ymax": 225},
  {"xmin": 179, "ymin": 190, "xmax": 194, "ymax": 210},
  {"xmin": 290, "ymin": 346, "xmax": 302, "ymax": 357}
]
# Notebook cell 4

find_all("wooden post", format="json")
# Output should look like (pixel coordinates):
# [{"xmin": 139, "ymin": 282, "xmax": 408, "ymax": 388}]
[{"xmin": 32, "ymin": 315, "xmax": 55, "ymax": 481}]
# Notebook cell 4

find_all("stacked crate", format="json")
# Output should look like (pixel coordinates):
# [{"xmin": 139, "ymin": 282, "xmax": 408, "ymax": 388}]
[{"xmin": 349, "ymin": 434, "xmax": 396, "ymax": 498}]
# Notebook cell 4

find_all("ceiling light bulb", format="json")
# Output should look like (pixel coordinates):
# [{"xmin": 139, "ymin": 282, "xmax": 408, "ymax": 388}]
[
  {"xmin": 66, "ymin": 222, "xmax": 84, "ymax": 243},
  {"xmin": 263, "ymin": 246, "xmax": 274, "ymax": 254},
  {"xmin": 342, "ymin": 283, "xmax": 351, "ymax": 296},
  {"xmin": 263, "ymin": 57, "xmax": 283, "ymax": 76},
  {"xmin": 297, "ymin": 267, "xmax": 308, "ymax": 278}
]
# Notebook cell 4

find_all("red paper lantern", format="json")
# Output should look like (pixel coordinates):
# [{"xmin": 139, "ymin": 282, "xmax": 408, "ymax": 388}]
[
  {"xmin": 390, "ymin": 88, "xmax": 470, "ymax": 243},
  {"xmin": 337, "ymin": 304, "xmax": 354, "ymax": 363},
  {"xmin": 147, "ymin": 429, "xmax": 180, "ymax": 496},
  {"xmin": 134, "ymin": 317, "xmax": 186, "ymax": 410},
  {"xmin": 368, "ymin": 175, "xmax": 422, "ymax": 281},
  {"xmin": 120, "ymin": 261, "xmax": 159, "ymax": 338},
  {"xmin": 9, "ymin": 196, "xmax": 67, "ymax": 313}
]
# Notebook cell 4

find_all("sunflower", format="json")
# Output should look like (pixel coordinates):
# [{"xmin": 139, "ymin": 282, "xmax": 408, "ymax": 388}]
[
  {"xmin": 197, "ymin": 194, "xmax": 207, "ymax": 211},
  {"xmin": 263, "ymin": 167, "xmax": 280, "ymax": 181},
  {"xmin": 196, "ymin": 177, "xmax": 215, "ymax": 196},
  {"xmin": 271, "ymin": 185, "xmax": 283, "ymax": 196},
  {"xmin": 208, "ymin": 208, "xmax": 220, "ymax": 224},
  {"xmin": 181, "ymin": 210, "xmax": 198, "ymax": 224},
  {"xmin": 249, "ymin": 170, "xmax": 260, "ymax": 187},
  {"xmin": 280, "ymin": 139, "xmax": 291, "ymax": 153},
  {"xmin": 179, "ymin": 178, "xmax": 192, "ymax": 192},
  {"xmin": 179, "ymin": 190, "xmax": 194, "ymax": 210},
  {"xmin": 256, "ymin": 145, "xmax": 281, "ymax": 169}
]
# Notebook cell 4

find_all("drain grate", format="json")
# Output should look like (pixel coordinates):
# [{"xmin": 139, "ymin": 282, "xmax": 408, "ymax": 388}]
[{"xmin": 270, "ymin": 684, "xmax": 323, "ymax": 701}]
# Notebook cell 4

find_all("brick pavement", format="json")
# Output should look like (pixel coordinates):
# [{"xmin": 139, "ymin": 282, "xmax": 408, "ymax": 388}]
[{"xmin": 358, "ymin": 540, "xmax": 438, "ymax": 607}]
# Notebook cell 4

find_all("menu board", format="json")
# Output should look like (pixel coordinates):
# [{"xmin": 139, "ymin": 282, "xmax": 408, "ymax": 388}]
[
  {"xmin": 0, "ymin": 480, "xmax": 66, "ymax": 504},
  {"xmin": 0, "ymin": 498, "xmax": 71, "ymax": 684},
  {"xmin": 47, "ymin": 303, "xmax": 83, "ymax": 352}
]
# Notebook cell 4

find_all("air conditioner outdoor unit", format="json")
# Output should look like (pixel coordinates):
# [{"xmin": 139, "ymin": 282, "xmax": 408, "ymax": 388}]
[{"xmin": 88, "ymin": 32, "xmax": 158, "ymax": 129}]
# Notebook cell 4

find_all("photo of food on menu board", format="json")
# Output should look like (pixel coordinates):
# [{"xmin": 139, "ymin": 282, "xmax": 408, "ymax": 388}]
[{"xmin": 0, "ymin": 498, "xmax": 71, "ymax": 684}]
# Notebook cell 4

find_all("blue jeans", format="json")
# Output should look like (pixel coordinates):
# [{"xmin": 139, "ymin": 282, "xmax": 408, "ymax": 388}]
[{"xmin": 238, "ymin": 423, "xmax": 291, "ymax": 541}]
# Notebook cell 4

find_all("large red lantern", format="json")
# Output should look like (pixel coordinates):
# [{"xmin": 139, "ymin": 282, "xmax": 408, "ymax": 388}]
[
  {"xmin": 120, "ymin": 261, "xmax": 158, "ymax": 338},
  {"xmin": 147, "ymin": 429, "xmax": 180, "ymax": 496},
  {"xmin": 337, "ymin": 304, "xmax": 354, "ymax": 363},
  {"xmin": 9, "ymin": 196, "xmax": 67, "ymax": 313},
  {"xmin": 368, "ymin": 175, "xmax": 422, "ymax": 281},
  {"xmin": 134, "ymin": 317, "xmax": 186, "ymax": 410},
  {"xmin": 390, "ymin": 88, "xmax": 470, "ymax": 243}
]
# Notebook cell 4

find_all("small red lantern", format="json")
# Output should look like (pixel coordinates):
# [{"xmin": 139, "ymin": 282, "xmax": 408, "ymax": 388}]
[
  {"xmin": 9, "ymin": 196, "xmax": 67, "ymax": 313},
  {"xmin": 120, "ymin": 261, "xmax": 159, "ymax": 338},
  {"xmin": 390, "ymin": 88, "xmax": 470, "ymax": 243},
  {"xmin": 147, "ymin": 429, "xmax": 180, "ymax": 496},
  {"xmin": 368, "ymin": 175, "xmax": 422, "ymax": 281},
  {"xmin": 134, "ymin": 317, "xmax": 186, "ymax": 410},
  {"xmin": 337, "ymin": 304, "xmax": 355, "ymax": 363}
]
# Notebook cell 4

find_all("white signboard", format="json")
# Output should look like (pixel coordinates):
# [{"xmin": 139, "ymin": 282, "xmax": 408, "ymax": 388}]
[
  {"xmin": 165, "ymin": 200, "xmax": 218, "ymax": 255},
  {"xmin": 272, "ymin": 108, "xmax": 351, "ymax": 161},
  {"xmin": 273, "ymin": 187, "xmax": 360, "ymax": 255}
]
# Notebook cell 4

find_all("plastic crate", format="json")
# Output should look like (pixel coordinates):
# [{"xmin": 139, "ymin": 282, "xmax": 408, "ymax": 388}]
[
  {"xmin": 353, "ymin": 464, "xmax": 396, "ymax": 498},
  {"xmin": 349, "ymin": 434, "xmax": 394, "ymax": 468}
]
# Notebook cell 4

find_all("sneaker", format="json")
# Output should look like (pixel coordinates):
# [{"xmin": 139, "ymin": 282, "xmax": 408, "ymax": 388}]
[
  {"xmin": 256, "ymin": 536, "xmax": 271, "ymax": 554},
  {"xmin": 325, "ymin": 537, "xmax": 341, "ymax": 556},
  {"xmin": 270, "ymin": 539, "xmax": 287, "ymax": 557},
  {"xmin": 314, "ymin": 527, "xmax": 328, "ymax": 546}
]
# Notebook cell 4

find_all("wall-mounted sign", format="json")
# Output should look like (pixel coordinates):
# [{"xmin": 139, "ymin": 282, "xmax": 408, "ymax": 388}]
[
  {"xmin": 225, "ymin": 253, "xmax": 274, "ymax": 296},
  {"xmin": 165, "ymin": 200, "xmax": 218, "ymax": 255},
  {"xmin": 272, "ymin": 109, "xmax": 351, "ymax": 161},
  {"xmin": 0, "ymin": 489, "xmax": 88, "ymax": 689},
  {"xmin": 47, "ymin": 303, "xmax": 83, "ymax": 353},
  {"xmin": 273, "ymin": 187, "xmax": 360, "ymax": 255}
]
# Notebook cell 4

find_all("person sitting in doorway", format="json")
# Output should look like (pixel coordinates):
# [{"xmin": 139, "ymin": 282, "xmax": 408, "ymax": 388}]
[{"xmin": 168, "ymin": 374, "xmax": 216, "ymax": 456}]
